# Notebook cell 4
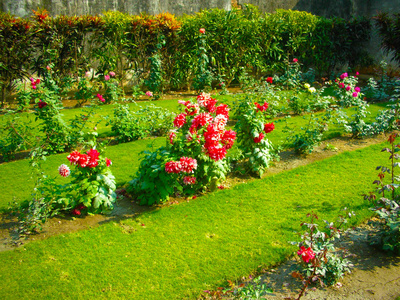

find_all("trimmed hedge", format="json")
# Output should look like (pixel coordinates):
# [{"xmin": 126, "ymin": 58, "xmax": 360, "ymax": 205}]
[{"xmin": 0, "ymin": 5, "xmax": 372, "ymax": 105}]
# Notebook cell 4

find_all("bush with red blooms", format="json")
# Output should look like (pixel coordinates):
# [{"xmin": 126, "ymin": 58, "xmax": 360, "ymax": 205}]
[
  {"xmin": 129, "ymin": 93, "xmax": 236, "ymax": 205},
  {"xmin": 57, "ymin": 135, "xmax": 116, "ymax": 214},
  {"xmin": 234, "ymin": 94, "xmax": 276, "ymax": 177},
  {"xmin": 289, "ymin": 212, "xmax": 354, "ymax": 299}
]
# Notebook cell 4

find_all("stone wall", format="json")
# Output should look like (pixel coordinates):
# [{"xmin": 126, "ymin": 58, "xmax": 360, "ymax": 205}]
[
  {"xmin": 238, "ymin": 0, "xmax": 400, "ymax": 19},
  {"xmin": 0, "ymin": 0, "xmax": 231, "ymax": 17}
]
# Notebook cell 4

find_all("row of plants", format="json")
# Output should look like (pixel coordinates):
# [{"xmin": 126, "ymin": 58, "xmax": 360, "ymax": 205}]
[
  {"xmin": 0, "ymin": 5, "xmax": 377, "ymax": 106},
  {"xmin": 3, "ymin": 55, "xmax": 399, "ymax": 163},
  {"xmin": 6, "ymin": 66, "xmax": 400, "ymax": 232}
]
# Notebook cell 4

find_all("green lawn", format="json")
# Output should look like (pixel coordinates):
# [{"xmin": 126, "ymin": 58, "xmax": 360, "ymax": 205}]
[{"xmin": 0, "ymin": 142, "xmax": 389, "ymax": 299}]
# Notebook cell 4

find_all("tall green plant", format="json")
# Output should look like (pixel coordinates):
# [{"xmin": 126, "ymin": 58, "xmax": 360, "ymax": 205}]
[{"xmin": 0, "ymin": 13, "xmax": 34, "ymax": 107}]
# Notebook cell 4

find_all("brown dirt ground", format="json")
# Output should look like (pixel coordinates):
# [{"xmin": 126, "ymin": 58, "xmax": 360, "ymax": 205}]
[{"xmin": 0, "ymin": 129, "xmax": 399, "ymax": 299}]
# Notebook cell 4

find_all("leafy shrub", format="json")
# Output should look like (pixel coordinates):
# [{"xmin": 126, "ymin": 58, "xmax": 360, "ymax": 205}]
[
  {"xmin": 59, "ymin": 137, "xmax": 116, "ymax": 214},
  {"xmin": 107, "ymin": 104, "xmax": 147, "ymax": 143},
  {"xmin": 290, "ymin": 211, "xmax": 354, "ymax": 299},
  {"xmin": 375, "ymin": 12, "xmax": 400, "ymax": 64},
  {"xmin": 234, "ymin": 94, "xmax": 276, "ymax": 176},
  {"xmin": 138, "ymin": 104, "xmax": 175, "ymax": 136},
  {"xmin": 32, "ymin": 73, "xmax": 71, "ymax": 153},
  {"xmin": 364, "ymin": 133, "xmax": 400, "ymax": 254},
  {"xmin": 129, "ymin": 93, "xmax": 236, "ymax": 205},
  {"xmin": 0, "ymin": 111, "xmax": 34, "ymax": 161}
]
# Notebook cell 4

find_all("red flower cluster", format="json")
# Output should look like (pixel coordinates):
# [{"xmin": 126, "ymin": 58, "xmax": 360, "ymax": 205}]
[
  {"xmin": 183, "ymin": 176, "xmax": 196, "ymax": 185},
  {"xmin": 266, "ymin": 77, "xmax": 273, "ymax": 84},
  {"xmin": 38, "ymin": 99, "xmax": 47, "ymax": 109},
  {"xmin": 165, "ymin": 157, "xmax": 198, "ymax": 174},
  {"xmin": 169, "ymin": 131, "xmax": 177, "ymax": 144},
  {"xmin": 216, "ymin": 104, "xmax": 229, "ymax": 117},
  {"xmin": 255, "ymin": 102, "xmax": 269, "ymax": 112},
  {"xmin": 96, "ymin": 94, "xmax": 105, "ymax": 102},
  {"xmin": 67, "ymin": 148, "xmax": 108, "ymax": 168},
  {"xmin": 253, "ymin": 132, "xmax": 264, "ymax": 143},
  {"xmin": 173, "ymin": 94, "xmax": 236, "ymax": 163},
  {"xmin": 264, "ymin": 122, "xmax": 275, "ymax": 133},
  {"xmin": 173, "ymin": 113, "xmax": 187, "ymax": 128},
  {"xmin": 30, "ymin": 77, "xmax": 40, "ymax": 90},
  {"xmin": 297, "ymin": 246, "xmax": 315, "ymax": 263}
]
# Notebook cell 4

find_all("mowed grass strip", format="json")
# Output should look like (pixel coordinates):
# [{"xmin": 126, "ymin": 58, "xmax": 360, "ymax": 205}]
[{"xmin": 0, "ymin": 142, "xmax": 388, "ymax": 299}]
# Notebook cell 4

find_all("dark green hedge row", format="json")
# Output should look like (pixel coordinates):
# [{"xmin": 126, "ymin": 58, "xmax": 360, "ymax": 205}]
[{"xmin": 0, "ymin": 5, "xmax": 372, "ymax": 105}]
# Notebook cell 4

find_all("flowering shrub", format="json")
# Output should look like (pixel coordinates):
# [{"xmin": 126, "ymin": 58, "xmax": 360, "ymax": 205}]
[
  {"xmin": 59, "ymin": 137, "xmax": 116, "ymax": 214},
  {"xmin": 32, "ymin": 72, "xmax": 71, "ymax": 153},
  {"xmin": 101, "ymin": 71, "xmax": 123, "ymax": 104},
  {"xmin": 192, "ymin": 28, "xmax": 213, "ymax": 92},
  {"xmin": 334, "ymin": 72, "xmax": 370, "ymax": 138},
  {"xmin": 129, "ymin": 93, "xmax": 235, "ymax": 205},
  {"xmin": 234, "ymin": 94, "xmax": 275, "ymax": 176},
  {"xmin": 364, "ymin": 133, "xmax": 400, "ymax": 254},
  {"xmin": 290, "ymin": 212, "xmax": 354, "ymax": 299}
]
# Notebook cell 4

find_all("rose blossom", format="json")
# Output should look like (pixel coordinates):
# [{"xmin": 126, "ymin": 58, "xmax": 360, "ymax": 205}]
[
  {"xmin": 165, "ymin": 161, "xmax": 181, "ymax": 174},
  {"xmin": 253, "ymin": 132, "xmax": 264, "ymax": 143},
  {"xmin": 96, "ymin": 94, "xmax": 105, "ymax": 102},
  {"xmin": 169, "ymin": 131, "xmax": 176, "ymax": 144},
  {"xmin": 216, "ymin": 104, "xmax": 229, "ymax": 118},
  {"xmin": 38, "ymin": 100, "xmax": 47, "ymax": 109},
  {"xmin": 67, "ymin": 150, "xmax": 81, "ymax": 165},
  {"xmin": 179, "ymin": 157, "xmax": 198, "ymax": 173},
  {"xmin": 58, "ymin": 164, "xmax": 70, "ymax": 177},
  {"xmin": 352, "ymin": 92, "xmax": 358, "ymax": 97},
  {"xmin": 297, "ymin": 246, "xmax": 315, "ymax": 263},
  {"xmin": 354, "ymin": 87, "xmax": 361, "ymax": 92},
  {"xmin": 199, "ymin": 28, "xmax": 205, "ymax": 34},
  {"xmin": 104, "ymin": 75, "xmax": 110, "ymax": 81},
  {"xmin": 345, "ymin": 86, "xmax": 351, "ymax": 91},
  {"xmin": 109, "ymin": 71, "xmax": 116, "ymax": 77},
  {"xmin": 293, "ymin": 58, "xmax": 298, "ymax": 63},
  {"xmin": 105, "ymin": 158, "xmax": 112, "ymax": 167},
  {"xmin": 173, "ymin": 113, "xmax": 187, "ymax": 128},
  {"xmin": 255, "ymin": 102, "xmax": 269, "ymax": 112},
  {"xmin": 146, "ymin": 91, "xmax": 153, "ymax": 97},
  {"xmin": 72, "ymin": 208, "xmax": 81, "ymax": 216},
  {"xmin": 266, "ymin": 77, "xmax": 273, "ymax": 84},
  {"xmin": 264, "ymin": 122, "xmax": 275, "ymax": 133},
  {"xmin": 183, "ymin": 176, "xmax": 196, "ymax": 185}
]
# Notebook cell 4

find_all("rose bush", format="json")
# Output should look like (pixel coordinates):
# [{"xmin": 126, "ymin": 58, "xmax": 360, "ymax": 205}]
[{"xmin": 129, "ymin": 93, "xmax": 236, "ymax": 205}]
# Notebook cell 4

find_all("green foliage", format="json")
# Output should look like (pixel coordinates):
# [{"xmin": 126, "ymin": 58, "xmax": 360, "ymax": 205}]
[
  {"xmin": 145, "ymin": 35, "xmax": 166, "ymax": 99},
  {"xmin": 137, "ymin": 104, "xmax": 175, "ymax": 136},
  {"xmin": 192, "ymin": 29, "xmax": 213, "ymax": 92},
  {"xmin": 284, "ymin": 112, "xmax": 331, "ymax": 154},
  {"xmin": 74, "ymin": 75, "xmax": 95, "ymax": 107},
  {"xmin": 292, "ymin": 211, "xmax": 354, "ymax": 299},
  {"xmin": 32, "ymin": 72, "xmax": 70, "ymax": 153},
  {"xmin": 0, "ymin": 111, "xmax": 34, "ymax": 161},
  {"xmin": 128, "ymin": 147, "xmax": 177, "ymax": 205},
  {"xmin": 234, "ymin": 93, "xmax": 276, "ymax": 176},
  {"xmin": 0, "ymin": 13, "xmax": 35, "ymax": 107},
  {"xmin": 365, "ymin": 133, "xmax": 400, "ymax": 254},
  {"xmin": 375, "ymin": 12, "xmax": 400, "ymax": 64},
  {"xmin": 107, "ymin": 103, "xmax": 147, "ymax": 143}
]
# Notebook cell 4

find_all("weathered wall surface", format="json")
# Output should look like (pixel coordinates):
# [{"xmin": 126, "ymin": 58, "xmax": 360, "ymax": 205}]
[
  {"xmin": 0, "ymin": 0, "xmax": 231, "ymax": 17},
  {"xmin": 238, "ymin": 0, "xmax": 400, "ymax": 19}
]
